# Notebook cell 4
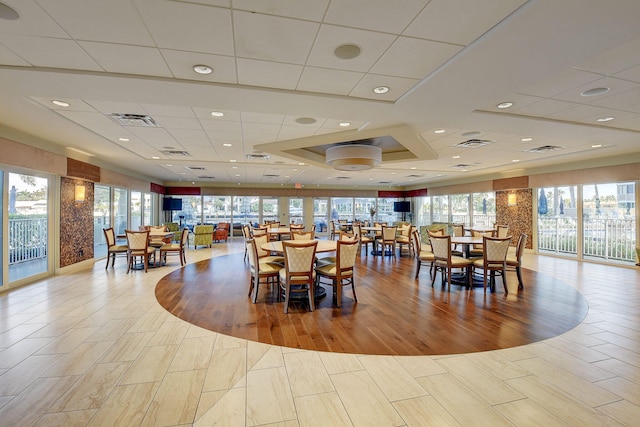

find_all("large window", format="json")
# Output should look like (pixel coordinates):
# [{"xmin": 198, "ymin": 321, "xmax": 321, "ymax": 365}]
[
  {"xmin": 355, "ymin": 197, "xmax": 376, "ymax": 223},
  {"xmin": 143, "ymin": 193, "xmax": 153, "ymax": 225},
  {"xmin": 289, "ymin": 198, "xmax": 303, "ymax": 224},
  {"xmin": 203, "ymin": 196, "xmax": 232, "ymax": 224},
  {"xmin": 8, "ymin": 172, "xmax": 49, "ymax": 283},
  {"xmin": 432, "ymin": 195, "xmax": 449, "ymax": 223},
  {"xmin": 94, "ymin": 185, "xmax": 111, "ymax": 258},
  {"xmin": 130, "ymin": 191, "xmax": 142, "ymax": 229},
  {"xmin": 313, "ymin": 198, "xmax": 328, "ymax": 233},
  {"xmin": 538, "ymin": 186, "xmax": 578, "ymax": 257},
  {"xmin": 261, "ymin": 198, "xmax": 278, "ymax": 223},
  {"xmin": 582, "ymin": 182, "xmax": 635, "ymax": 262},
  {"xmin": 113, "ymin": 188, "xmax": 128, "ymax": 235},
  {"xmin": 450, "ymin": 194, "xmax": 470, "ymax": 226},
  {"xmin": 234, "ymin": 196, "xmax": 259, "ymax": 227},
  {"xmin": 331, "ymin": 197, "xmax": 353, "ymax": 221},
  {"xmin": 472, "ymin": 192, "xmax": 495, "ymax": 227}
]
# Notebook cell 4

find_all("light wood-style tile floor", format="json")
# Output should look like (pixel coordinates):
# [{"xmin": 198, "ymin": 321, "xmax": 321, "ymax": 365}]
[{"xmin": 1, "ymin": 241, "xmax": 639, "ymax": 426}]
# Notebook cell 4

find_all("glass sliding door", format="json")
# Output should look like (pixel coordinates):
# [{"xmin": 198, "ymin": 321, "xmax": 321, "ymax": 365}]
[
  {"xmin": 538, "ymin": 186, "xmax": 578, "ymax": 257},
  {"xmin": 450, "ymin": 194, "xmax": 470, "ymax": 226},
  {"xmin": 472, "ymin": 192, "xmax": 495, "ymax": 227},
  {"xmin": 582, "ymin": 182, "xmax": 636, "ymax": 263},
  {"xmin": 331, "ymin": 197, "xmax": 353, "ymax": 222},
  {"xmin": 234, "ymin": 196, "xmax": 259, "ymax": 228},
  {"xmin": 313, "ymin": 198, "xmax": 328, "ymax": 234},
  {"xmin": 114, "ymin": 188, "xmax": 128, "ymax": 236},
  {"xmin": 355, "ymin": 197, "xmax": 376, "ymax": 223},
  {"xmin": 262, "ymin": 197, "xmax": 278, "ymax": 223},
  {"xmin": 8, "ymin": 172, "xmax": 49, "ymax": 282},
  {"xmin": 143, "ymin": 192, "xmax": 152, "ymax": 225},
  {"xmin": 93, "ymin": 185, "xmax": 111, "ymax": 259},
  {"xmin": 289, "ymin": 197, "xmax": 303, "ymax": 224},
  {"xmin": 130, "ymin": 191, "xmax": 142, "ymax": 230},
  {"xmin": 432, "ymin": 195, "xmax": 449, "ymax": 223}
]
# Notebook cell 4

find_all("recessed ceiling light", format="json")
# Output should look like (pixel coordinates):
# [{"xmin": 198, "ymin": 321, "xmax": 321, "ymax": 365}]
[
  {"xmin": 581, "ymin": 87, "xmax": 609, "ymax": 97},
  {"xmin": 461, "ymin": 169, "xmax": 468, "ymax": 172},
  {"xmin": 295, "ymin": 117, "xmax": 316, "ymax": 125},
  {"xmin": 436, "ymin": 174, "xmax": 443, "ymax": 177},
  {"xmin": 235, "ymin": 174, "xmax": 240, "ymax": 177},
  {"xmin": 591, "ymin": 144, "xmax": 602, "ymax": 148},
  {"xmin": 230, "ymin": 159, "xmax": 236, "ymax": 162},
  {"xmin": 512, "ymin": 159, "xmax": 520, "ymax": 162},
  {"xmin": 232, "ymin": 166, "xmax": 238, "ymax": 169},
  {"xmin": 223, "ymin": 143, "xmax": 232, "ymax": 147},
  {"xmin": 118, "ymin": 137, "xmax": 129, "ymax": 142},
  {"xmin": 452, "ymin": 155, "xmax": 460, "ymax": 159},
  {"xmin": 596, "ymin": 116, "xmax": 614, "ymax": 122},
  {"xmin": 52, "ymin": 100, "xmax": 70, "ymax": 107},
  {"xmin": 334, "ymin": 44, "xmax": 361, "ymax": 60},
  {"xmin": 210, "ymin": 111, "xmax": 224, "ymax": 117},
  {"xmin": 151, "ymin": 156, "xmax": 159, "ymax": 159},
  {"xmin": 373, "ymin": 86, "xmax": 389, "ymax": 94},
  {"xmin": 339, "ymin": 122, "xmax": 351, "ymax": 127},
  {"xmin": 497, "ymin": 102, "xmax": 513, "ymax": 109},
  {"xmin": 165, "ymin": 164, "xmax": 173, "ymax": 167},
  {"xmin": 298, "ymin": 163, "xmax": 305, "ymax": 166},
  {"xmin": 193, "ymin": 64, "xmax": 213, "ymax": 75},
  {"xmin": 292, "ymin": 169, "xmax": 298, "ymax": 172},
  {"xmin": 521, "ymin": 137, "xmax": 533, "ymax": 142},
  {"xmin": 434, "ymin": 129, "xmax": 445, "ymax": 134},
  {"xmin": 180, "ymin": 172, "xmax": 186, "ymax": 175},
  {"xmin": 410, "ymin": 167, "xmax": 417, "ymax": 170}
]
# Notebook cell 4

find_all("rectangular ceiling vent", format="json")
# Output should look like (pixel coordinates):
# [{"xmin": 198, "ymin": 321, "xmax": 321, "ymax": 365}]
[
  {"xmin": 263, "ymin": 174, "xmax": 279, "ymax": 178},
  {"xmin": 246, "ymin": 154, "xmax": 271, "ymax": 161},
  {"xmin": 162, "ymin": 150, "xmax": 190, "ymax": 156},
  {"xmin": 406, "ymin": 174, "xmax": 423, "ymax": 178},
  {"xmin": 109, "ymin": 113, "xmax": 158, "ymax": 127},
  {"xmin": 197, "ymin": 175, "xmax": 215, "ymax": 179},
  {"xmin": 185, "ymin": 166, "xmax": 205, "ymax": 170},
  {"xmin": 455, "ymin": 139, "xmax": 493, "ymax": 148},
  {"xmin": 450, "ymin": 164, "xmax": 474, "ymax": 169},
  {"xmin": 527, "ymin": 145, "xmax": 563, "ymax": 153}
]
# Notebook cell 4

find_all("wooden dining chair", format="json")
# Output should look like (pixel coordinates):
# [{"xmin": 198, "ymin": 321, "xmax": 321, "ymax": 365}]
[
  {"xmin": 103, "ymin": 227, "xmax": 128, "ymax": 269},
  {"xmin": 125, "ymin": 229, "xmax": 156, "ymax": 273},
  {"xmin": 413, "ymin": 228, "xmax": 441, "ymax": 279},
  {"xmin": 430, "ymin": 233, "xmax": 473, "ymax": 291},
  {"xmin": 472, "ymin": 235, "xmax": 512, "ymax": 293},
  {"xmin": 279, "ymin": 240, "xmax": 318, "ymax": 313},
  {"xmin": 506, "ymin": 233, "xmax": 528, "ymax": 290},
  {"xmin": 496, "ymin": 224, "xmax": 510, "ymax": 238},
  {"xmin": 375, "ymin": 225, "xmax": 398, "ymax": 258},
  {"xmin": 159, "ymin": 228, "xmax": 189, "ymax": 266},
  {"xmin": 451, "ymin": 223, "xmax": 465, "ymax": 255},
  {"xmin": 291, "ymin": 230, "xmax": 315, "ymax": 240},
  {"xmin": 315, "ymin": 239, "xmax": 359, "ymax": 307},
  {"xmin": 469, "ymin": 229, "xmax": 494, "ymax": 258},
  {"xmin": 246, "ymin": 238, "xmax": 281, "ymax": 303},
  {"xmin": 352, "ymin": 224, "xmax": 372, "ymax": 256},
  {"xmin": 252, "ymin": 234, "xmax": 285, "ymax": 265}
]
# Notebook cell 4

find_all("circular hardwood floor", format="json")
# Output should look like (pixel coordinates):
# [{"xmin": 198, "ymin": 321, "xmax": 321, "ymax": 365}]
[{"xmin": 155, "ymin": 252, "xmax": 588, "ymax": 355}]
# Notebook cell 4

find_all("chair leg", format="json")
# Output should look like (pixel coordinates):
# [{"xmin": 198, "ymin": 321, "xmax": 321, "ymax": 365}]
[
  {"xmin": 415, "ymin": 261, "xmax": 421, "ymax": 279},
  {"xmin": 308, "ymin": 284, "xmax": 315, "ymax": 311},
  {"xmin": 502, "ymin": 268, "xmax": 508, "ymax": 294},
  {"xmin": 516, "ymin": 266, "xmax": 524, "ymax": 289}
]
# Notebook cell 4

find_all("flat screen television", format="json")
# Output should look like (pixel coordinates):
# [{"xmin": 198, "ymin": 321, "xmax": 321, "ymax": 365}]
[
  {"xmin": 393, "ymin": 201, "xmax": 411, "ymax": 213},
  {"xmin": 162, "ymin": 197, "xmax": 182, "ymax": 211}
]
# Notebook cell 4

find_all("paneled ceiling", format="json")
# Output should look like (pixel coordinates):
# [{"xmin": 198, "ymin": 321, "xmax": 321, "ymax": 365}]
[{"xmin": 1, "ymin": 0, "xmax": 639, "ymax": 188}]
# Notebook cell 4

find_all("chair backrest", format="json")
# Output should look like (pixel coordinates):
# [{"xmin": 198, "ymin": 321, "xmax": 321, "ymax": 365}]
[
  {"xmin": 337, "ymin": 239, "xmax": 359, "ymax": 271},
  {"xmin": 381, "ymin": 225, "xmax": 397, "ymax": 241},
  {"xmin": 399, "ymin": 223, "xmax": 411, "ymax": 237},
  {"xmin": 252, "ymin": 226, "xmax": 268, "ymax": 236},
  {"xmin": 194, "ymin": 225, "xmax": 213, "ymax": 234},
  {"xmin": 472, "ymin": 229, "xmax": 493, "ymax": 248},
  {"xmin": 338, "ymin": 219, "xmax": 347, "ymax": 224},
  {"xmin": 339, "ymin": 232, "xmax": 357, "ymax": 241},
  {"xmin": 291, "ymin": 231, "xmax": 314, "ymax": 240},
  {"xmin": 103, "ymin": 227, "xmax": 116, "ymax": 246},
  {"xmin": 242, "ymin": 224, "xmax": 251, "ymax": 239},
  {"xmin": 496, "ymin": 224, "xmax": 509, "ymax": 238},
  {"xmin": 290, "ymin": 223, "xmax": 304, "ymax": 230},
  {"xmin": 179, "ymin": 228, "xmax": 189, "ymax": 247},
  {"xmin": 483, "ymin": 236, "xmax": 511, "ymax": 263},
  {"xmin": 150, "ymin": 225, "xmax": 166, "ymax": 232},
  {"xmin": 452, "ymin": 223, "xmax": 464, "ymax": 237},
  {"xmin": 163, "ymin": 222, "xmax": 179, "ymax": 232},
  {"xmin": 412, "ymin": 229, "xmax": 422, "ymax": 254},
  {"xmin": 126, "ymin": 229, "xmax": 150, "ymax": 251},
  {"xmin": 515, "ymin": 233, "xmax": 528, "ymax": 263},
  {"xmin": 217, "ymin": 222, "xmax": 230, "ymax": 231},
  {"xmin": 282, "ymin": 240, "xmax": 318, "ymax": 277},
  {"xmin": 267, "ymin": 222, "xmax": 280, "ymax": 229},
  {"xmin": 246, "ymin": 238, "xmax": 259, "ymax": 270},
  {"xmin": 352, "ymin": 224, "xmax": 362, "ymax": 239},
  {"xmin": 430, "ymin": 234, "xmax": 452, "ymax": 262},
  {"xmin": 329, "ymin": 221, "xmax": 335, "ymax": 232},
  {"xmin": 253, "ymin": 234, "xmax": 270, "ymax": 258}
]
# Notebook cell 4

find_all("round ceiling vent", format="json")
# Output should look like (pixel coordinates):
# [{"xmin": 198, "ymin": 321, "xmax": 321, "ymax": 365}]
[{"xmin": 334, "ymin": 44, "xmax": 361, "ymax": 59}]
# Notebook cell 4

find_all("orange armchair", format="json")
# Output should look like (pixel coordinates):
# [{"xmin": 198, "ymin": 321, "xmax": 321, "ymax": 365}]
[{"xmin": 214, "ymin": 222, "xmax": 230, "ymax": 242}]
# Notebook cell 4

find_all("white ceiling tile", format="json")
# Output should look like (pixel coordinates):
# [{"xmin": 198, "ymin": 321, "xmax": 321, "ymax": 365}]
[
  {"xmin": 241, "ymin": 122, "xmax": 282, "ymax": 135},
  {"xmin": 0, "ymin": 35, "xmax": 102, "ymax": 70},
  {"xmin": 404, "ymin": 0, "xmax": 526, "ymax": 45},
  {"xmin": 78, "ymin": 42, "xmax": 172, "ymax": 77},
  {"xmin": 126, "ymin": 127, "xmax": 179, "ymax": 147},
  {"xmin": 154, "ymin": 117, "xmax": 202, "ymax": 129},
  {"xmin": 240, "ymin": 112, "xmax": 285, "ymax": 125},
  {"xmin": 140, "ymin": 105, "xmax": 196, "ymax": 118},
  {"xmin": 0, "ymin": 0, "xmax": 68, "ymax": 37},
  {"xmin": 200, "ymin": 120, "xmax": 243, "ymax": 133},
  {"xmin": 277, "ymin": 125, "xmax": 320, "ymax": 141},
  {"xmin": 135, "ymin": 0, "xmax": 234, "ymax": 55},
  {"xmin": 233, "ymin": 10, "xmax": 319, "ymax": 64},
  {"xmin": 348, "ymin": 74, "xmax": 419, "ymax": 101},
  {"xmin": 30, "ymin": 97, "xmax": 96, "ymax": 112},
  {"xmin": 84, "ymin": 100, "xmax": 145, "ymax": 115},
  {"xmin": 551, "ymin": 76, "xmax": 638, "ymax": 105},
  {"xmin": 297, "ymin": 67, "xmax": 364, "ymax": 95},
  {"xmin": 236, "ymin": 58, "xmax": 303, "ymax": 90},
  {"xmin": 306, "ymin": 25, "xmax": 396, "ymax": 72},
  {"xmin": 593, "ymin": 87, "xmax": 640, "ymax": 112},
  {"xmin": 232, "ymin": 0, "xmax": 329, "ymax": 21},
  {"xmin": 160, "ymin": 50, "xmax": 237, "ymax": 84},
  {"xmin": 510, "ymin": 99, "xmax": 575, "ymax": 118},
  {"xmin": 56, "ymin": 111, "xmax": 118, "ymax": 128},
  {"xmin": 324, "ymin": 0, "xmax": 428, "ymax": 34},
  {"xmin": 282, "ymin": 116, "xmax": 326, "ymax": 127},
  {"xmin": 37, "ymin": 0, "xmax": 155, "ymax": 46},
  {"xmin": 193, "ymin": 108, "xmax": 242, "ymax": 122},
  {"xmin": 370, "ymin": 36, "xmax": 462, "ymax": 79},
  {"xmin": 0, "ymin": 43, "xmax": 31, "ymax": 66},
  {"xmin": 615, "ymin": 64, "xmax": 640, "ymax": 83}
]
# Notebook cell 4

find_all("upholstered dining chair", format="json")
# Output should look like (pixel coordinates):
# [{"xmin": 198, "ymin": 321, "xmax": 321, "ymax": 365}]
[
  {"xmin": 279, "ymin": 240, "xmax": 318, "ymax": 313},
  {"xmin": 329, "ymin": 221, "xmax": 338, "ymax": 240},
  {"xmin": 506, "ymin": 233, "xmax": 528, "ymax": 290},
  {"xmin": 242, "ymin": 224, "xmax": 252, "ymax": 261},
  {"xmin": 214, "ymin": 222, "xmax": 230, "ymax": 242},
  {"xmin": 469, "ymin": 229, "xmax": 494, "ymax": 258},
  {"xmin": 472, "ymin": 235, "xmax": 512, "ymax": 293},
  {"xmin": 103, "ymin": 227, "xmax": 128, "ymax": 269},
  {"xmin": 252, "ymin": 233, "xmax": 285, "ymax": 265},
  {"xmin": 159, "ymin": 228, "xmax": 189, "ymax": 267},
  {"xmin": 149, "ymin": 225, "xmax": 170, "ymax": 248},
  {"xmin": 246, "ymin": 238, "xmax": 281, "ymax": 303},
  {"xmin": 375, "ymin": 225, "xmax": 398, "ymax": 258},
  {"xmin": 125, "ymin": 229, "xmax": 156, "ymax": 273},
  {"xmin": 163, "ymin": 222, "xmax": 180, "ymax": 242},
  {"xmin": 352, "ymin": 224, "xmax": 372, "ymax": 256},
  {"xmin": 412, "ymin": 228, "xmax": 441, "ymax": 279},
  {"xmin": 496, "ymin": 224, "xmax": 510, "ymax": 238},
  {"xmin": 315, "ymin": 239, "xmax": 359, "ymax": 307},
  {"xmin": 451, "ymin": 223, "xmax": 465, "ymax": 255},
  {"xmin": 396, "ymin": 224, "xmax": 415, "ymax": 257},
  {"xmin": 430, "ymin": 233, "xmax": 474, "ymax": 291}
]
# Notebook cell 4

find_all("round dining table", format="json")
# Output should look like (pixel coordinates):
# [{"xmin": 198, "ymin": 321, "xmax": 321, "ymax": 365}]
[{"xmin": 260, "ymin": 239, "xmax": 337, "ymax": 254}]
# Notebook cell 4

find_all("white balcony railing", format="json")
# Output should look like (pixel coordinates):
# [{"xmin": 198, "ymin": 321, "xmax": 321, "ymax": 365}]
[{"xmin": 8, "ymin": 217, "xmax": 48, "ymax": 264}]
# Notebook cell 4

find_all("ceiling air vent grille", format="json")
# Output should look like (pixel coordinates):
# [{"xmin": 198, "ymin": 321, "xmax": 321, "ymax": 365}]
[
  {"xmin": 185, "ymin": 166, "xmax": 205, "ymax": 170},
  {"xmin": 406, "ymin": 174, "xmax": 423, "ymax": 178},
  {"xmin": 198, "ymin": 175, "xmax": 215, "ymax": 179},
  {"xmin": 455, "ymin": 139, "xmax": 493, "ymax": 148},
  {"xmin": 451, "ymin": 164, "xmax": 474, "ymax": 169},
  {"xmin": 109, "ymin": 113, "xmax": 158, "ymax": 127},
  {"xmin": 246, "ymin": 154, "xmax": 271, "ymax": 160},
  {"xmin": 527, "ymin": 145, "xmax": 563, "ymax": 153},
  {"xmin": 162, "ymin": 150, "xmax": 190, "ymax": 156},
  {"xmin": 263, "ymin": 174, "xmax": 279, "ymax": 178}
]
